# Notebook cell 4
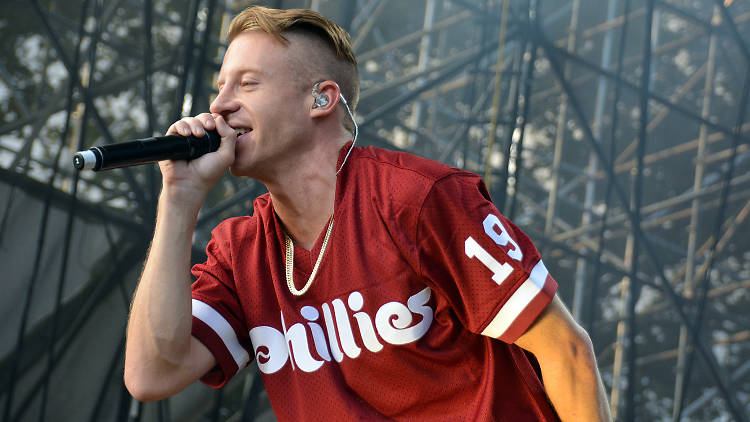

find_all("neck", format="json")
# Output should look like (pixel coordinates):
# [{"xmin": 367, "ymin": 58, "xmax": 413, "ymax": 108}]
[{"xmin": 266, "ymin": 143, "xmax": 342, "ymax": 251}]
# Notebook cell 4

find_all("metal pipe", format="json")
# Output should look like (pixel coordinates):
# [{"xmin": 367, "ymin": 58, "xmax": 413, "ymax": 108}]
[
  {"xmin": 143, "ymin": 0, "xmax": 157, "ymax": 217},
  {"xmin": 171, "ymin": 0, "xmax": 201, "ymax": 121},
  {"xmin": 672, "ymin": 6, "xmax": 719, "ymax": 419},
  {"xmin": 622, "ymin": 3, "xmax": 654, "ymax": 417},
  {"xmin": 506, "ymin": 2, "xmax": 538, "ymax": 219},
  {"xmin": 586, "ymin": 0, "xmax": 632, "ymax": 338},
  {"xmin": 609, "ymin": 224, "xmax": 635, "ymax": 418},
  {"xmin": 544, "ymin": 0, "xmax": 579, "ymax": 233},
  {"xmin": 495, "ymin": 34, "xmax": 523, "ymax": 212},
  {"xmin": 189, "ymin": 0, "xmax": 218, "ymax": 116},
  {"xmin": 406, "ymin": 0, "xmax": 437, "ymax": 148},
  {"xmin": 484, "ymin": 0, "xmax": 511, "ymax": 184},
  {"xmin": 571, "ymin": 0, "xmax": 607, "ymax": 320}
]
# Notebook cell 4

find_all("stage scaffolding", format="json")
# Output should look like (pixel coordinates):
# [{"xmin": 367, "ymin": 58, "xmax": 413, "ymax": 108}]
[{"xmin": 0, "ymin": 0, "xmax": 748, "ymax": 420}]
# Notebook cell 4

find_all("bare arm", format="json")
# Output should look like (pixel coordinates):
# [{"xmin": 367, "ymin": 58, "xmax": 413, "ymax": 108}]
[
  {"xmin": 124, "ymin": 114, "xmax": 236, "ymax": 402},
  {"xmin": 514, "ymin": 296, "xmax": 612, "ymax": 422}
]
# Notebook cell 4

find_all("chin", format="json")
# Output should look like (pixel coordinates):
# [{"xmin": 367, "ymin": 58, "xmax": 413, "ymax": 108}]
[
  {"xmin": 228, "ymin": 160, "xmax": 262, "ymax": 179},
  {"xmin": 228, "ymin": 165, "xmax": 251, "ymax": 177},
  {"xmin": 229, "ymin": 148, "xmax": 256, "ymax": 177}
]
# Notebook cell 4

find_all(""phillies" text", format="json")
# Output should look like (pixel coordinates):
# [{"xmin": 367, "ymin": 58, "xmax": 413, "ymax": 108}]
[{"xmin": 249, "ymin": 287, "xmax": 434, "ymax": 374}]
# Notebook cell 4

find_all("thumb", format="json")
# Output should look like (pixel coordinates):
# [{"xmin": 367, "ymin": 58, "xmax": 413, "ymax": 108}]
[{"xmin": 211, "ymin": 114, "xmax": 237, "ymax": 162}]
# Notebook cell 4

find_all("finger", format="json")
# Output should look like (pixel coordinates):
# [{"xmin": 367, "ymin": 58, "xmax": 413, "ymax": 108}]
[
  {"xmin": 168, "ymin": 119, "xmax": 195, "ymax": 137},
  {"xmin": 166, "ymin": 121, "xmax": 183, "ymax": 136},
  {"xmin": 167, "ymin": 115, "xmax": 215, "ymax": 138},
  {"xmin": 182, "ymin": 117, "xmax": 208, "ymax": 138},
  {"xmin": 212, "ymin": 115, "xmax": 237, "ymax": 159},
  {"xmin": 195, "ymin": 113, "xmax": 217, "ymax": 132},
  {"xmin": 212, "ymin": 114, "xmax": 237, "ymax": 139}
]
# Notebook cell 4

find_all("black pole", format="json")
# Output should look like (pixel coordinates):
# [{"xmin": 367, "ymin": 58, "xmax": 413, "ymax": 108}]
[
  {"xmin": 171, "ymin": 0, "xmax": 202, "ymax": 122},
  {"xmin": 496, "ymin": 42, "xmax": 523, "ymax": 213},
  {"xmin": 38, "ymin": 0, "xmax": 108, "ymax": 414},
  {"xmin": 623, "ymin": 1, "xmax": 654, "ymax": 420},
  {"xmin": 507, "ymin": 1, "xmax": 538, "ymax": 219},
  {"xmin": 87, "ymin": 334, "xmax": 126, "ymax": 422},
  {"xmin": 587, "ymin": 0, "xmax": 632, "ymax": 340},
  {"xmin": 144, "ymin": 0, "xmax": 158, "ymax": 220},
  {"xmin": 189, "ymin": 0, "xmax": 218, "ymax": 116}
]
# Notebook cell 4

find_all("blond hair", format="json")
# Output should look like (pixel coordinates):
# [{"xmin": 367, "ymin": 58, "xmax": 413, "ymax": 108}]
[{"xmin": 227, "ymin": 6, "xmax": 359, "ymax": 112}]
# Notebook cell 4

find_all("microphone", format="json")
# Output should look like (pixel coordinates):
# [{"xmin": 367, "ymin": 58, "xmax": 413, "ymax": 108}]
[{"xmin": 73, "ymin": 130, "xmax": 221, "ymax": 171}]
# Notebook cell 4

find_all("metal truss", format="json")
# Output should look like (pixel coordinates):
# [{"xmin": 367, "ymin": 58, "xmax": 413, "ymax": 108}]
[{"xmin": 0, "ymin": 0, "xmax": 748, "ymax": 421}]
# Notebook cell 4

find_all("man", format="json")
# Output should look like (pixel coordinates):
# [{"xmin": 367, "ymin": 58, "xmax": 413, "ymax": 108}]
[{"xmin": 124, "ymin": 6, "xmax": 611, "ymax": 421}]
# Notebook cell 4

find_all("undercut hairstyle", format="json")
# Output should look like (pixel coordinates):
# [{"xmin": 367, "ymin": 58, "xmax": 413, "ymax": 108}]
[{"xmin": 227, "ymin": 6, "xmax": 360, "ymax": 117}]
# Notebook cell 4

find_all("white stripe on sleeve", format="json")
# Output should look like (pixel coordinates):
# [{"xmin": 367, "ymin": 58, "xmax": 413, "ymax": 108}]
[
  {"xmin": 192, "ymin": 299, "xmax": 250, "ymax": 369},
  {"xmin": 528, "ymin": 259, "xmax": 549, "ymax": 289},
  {"xmin": 480, "ymin": 260, "xmax": 548, "ymax": 339}
]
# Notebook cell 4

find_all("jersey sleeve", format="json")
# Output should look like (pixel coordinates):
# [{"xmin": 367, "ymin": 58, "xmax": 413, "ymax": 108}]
[
  {"xmin": 190, "ymin": 220, "xmax": 252, "ymax": 388},
  {"xmin": 416, "ymin": 173, "xmax": 557, "ymax": 344}
]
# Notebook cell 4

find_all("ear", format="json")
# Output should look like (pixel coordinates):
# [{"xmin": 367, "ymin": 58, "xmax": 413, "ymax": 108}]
[{"xmin": 310, "ymin": 80, "xmax": 341, "ymax": 118}]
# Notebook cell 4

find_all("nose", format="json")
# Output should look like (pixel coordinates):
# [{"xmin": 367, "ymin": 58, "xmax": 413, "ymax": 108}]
[{"xmin": 209, "ymin": 86, "xmax": 240, "ymax": 116}]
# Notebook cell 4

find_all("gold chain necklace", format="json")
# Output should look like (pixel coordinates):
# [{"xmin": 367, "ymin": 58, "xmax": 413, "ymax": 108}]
[{"xmin": 285, "ymin": 217, "xmax": 334, "ymax": 296}]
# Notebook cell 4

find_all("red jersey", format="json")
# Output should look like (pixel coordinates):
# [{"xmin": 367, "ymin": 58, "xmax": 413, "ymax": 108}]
[{"xmin": 191, "ymin": 144, "xmax": 559, "ymax": 421}]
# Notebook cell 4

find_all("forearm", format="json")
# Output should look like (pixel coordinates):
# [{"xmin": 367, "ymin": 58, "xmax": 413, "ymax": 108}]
[
  {"xmin": 515, "ymin": 296, "xmax": 611, "ymax": 421},
  {"xmin": 124, "ymin": 192, "xmax": 200, "ymax": 395},
  {"xmin": 537, "ymin": 329, "xmax": 611, "ymax": 421}
]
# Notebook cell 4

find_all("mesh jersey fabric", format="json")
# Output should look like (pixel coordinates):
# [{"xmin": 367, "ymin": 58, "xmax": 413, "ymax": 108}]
[{"xmin": 190, "ymin": 143, "xmax": 559, "ymax": 421}]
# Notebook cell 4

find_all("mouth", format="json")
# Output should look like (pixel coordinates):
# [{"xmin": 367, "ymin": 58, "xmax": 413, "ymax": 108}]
[{"xmin": 236, "ymin": 128, "xmax": 252, "ymax": 137}]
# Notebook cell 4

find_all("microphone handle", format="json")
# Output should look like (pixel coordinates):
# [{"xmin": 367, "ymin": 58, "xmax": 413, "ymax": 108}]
[{"xmin": 73, "ymin": 131, "xmax": 220, "ymax": 171}]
